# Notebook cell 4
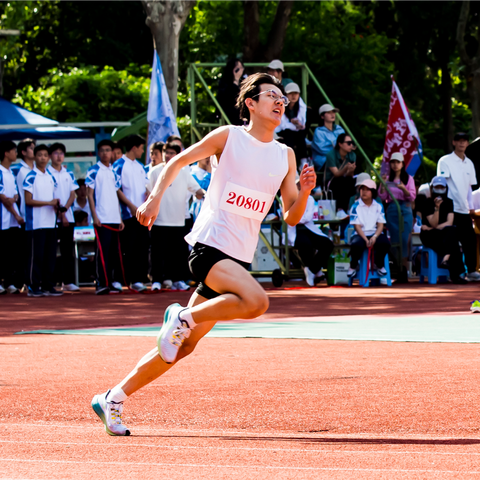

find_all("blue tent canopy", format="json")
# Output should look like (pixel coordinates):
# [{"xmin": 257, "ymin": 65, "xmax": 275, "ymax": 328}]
[{"xmin": 0, "ymin": 97, "xmax": 92, "ymax": 140}]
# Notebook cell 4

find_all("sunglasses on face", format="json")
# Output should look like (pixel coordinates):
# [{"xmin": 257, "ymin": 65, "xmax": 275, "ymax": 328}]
[
  {"xmin": 343, "ymin": 141, "xmax": 355, "ymax": 146},
  {"xmin": 252, "ymin": 89, "xmax": 290, "ymax": 106}
]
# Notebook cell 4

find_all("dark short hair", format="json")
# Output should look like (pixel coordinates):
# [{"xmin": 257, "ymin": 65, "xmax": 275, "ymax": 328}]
[
  {"xmin": 165, "ymin": 142, "xmax": 181, "ymax": 155},
  {"xmin": 236, "ymin": 73, "xmax": 285, "ymax": 122},
  {"xmin": 74, "ymin": 210, "xmax": 88, "ymax": 224},
  {"xmin": 123, "ymin": 134, "xmax": 146, "ymax": 152},
  {"xmin": 150, "ymin": 141, "xmax": 165, "ymax": 154},
  {"xmin": 112, "ymin": 142, "xmax": 123, "ymax": 152},
  {"xmin": 0, "ymin": 140, "xmax": 16, "ymax": 161},
  {"xmin": 48, "ymin": 142, "xmax": 66, "ymax": 154},
  {"xmin": 335, "ymin": 133, "xmax": 351, "ymax": 150},
  {"xmin": 77, "ymin": 178, "xmax": 86, "ymax": 187},
  {"xmin": 34, "ymin": 144, "xmax": 49, "ymax": 156},
  {"xmin": 17, "ymin": 138, "xmax": 36, "ymax": 159},
  {"xmin": 97, "ymin": 139, "xmax": 114, "ymax": 150},
  {"xmin": 360, "ymin": 184, "xmax": 378, "ymax": 200}
]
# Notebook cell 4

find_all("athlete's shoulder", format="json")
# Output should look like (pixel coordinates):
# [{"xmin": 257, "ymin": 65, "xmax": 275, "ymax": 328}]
[
  {"xmin": 10, "ymin": 163, "xmax": 22, "ymax": 177},
  {"xmin": 113, "ymin": 157, "xmax": 125, "ymax": 172}
]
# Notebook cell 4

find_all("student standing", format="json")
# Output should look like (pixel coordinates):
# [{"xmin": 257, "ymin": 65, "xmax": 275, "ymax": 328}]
[
  {"xmin": 378, "ymin": 152, "xmax": 416, "ymax": 283},
  {"xmin": 12, "ymin": 138, "xmax": 36, "ymax": 289},
  {"xmin": 86, "ymin": 140, "xmax": 125, "ymax": 295},
  {"xmin": 92, "ymin": 73, "xmax": 315, "ymax": 436},
  {"xmin": 47, "ymin": 143, "xmax": 80, "ymax": 291},
  {"xmin": 23, "ymin": 145, "xmax": 62, "ymax": 297},
  {"xmin": 113, "ymin": 135, "xmax": 150, "ymax": 292},
  {"xmin": 147, "ymin": 147, "xmax": 204, "ymax": 292},
  {"xmin": 0, "ymin": 141, "xmax": 25, "ymax": 294},
  {"xmin": 437, "ymin": 132, "xmax": 480, "ymax": 281},
  {"xmin": 73, "ymin": 179, "xmax": 92, "ymax": 224}
]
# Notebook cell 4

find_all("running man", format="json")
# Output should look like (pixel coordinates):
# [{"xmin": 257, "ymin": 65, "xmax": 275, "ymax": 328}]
[{"xmin": 92, "ymin": 73, "xmax": 316, "ymax": 435}]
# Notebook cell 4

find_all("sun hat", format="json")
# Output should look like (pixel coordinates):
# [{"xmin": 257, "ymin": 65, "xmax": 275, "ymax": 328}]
[
  {"xmin": 285, "ymin": 82, "xmax": 300, "ymax": 94},
  {"xmin": 390, "ymin": 152, "xmax": 404, "ymax": 162},
  {"xmin": 359, "ymin": 179, "xmax": 377, "ymax": 190},
  {"xmin": 355, "ymin": 172, "xmax": 372, "ymax": 186},
  {"xmin": 268, "ymin": 60, "xmax": 284, "ymax": 71},
  {"xmin": 319, "ymin": 103, "xmax": 340, "ymax": 115}
]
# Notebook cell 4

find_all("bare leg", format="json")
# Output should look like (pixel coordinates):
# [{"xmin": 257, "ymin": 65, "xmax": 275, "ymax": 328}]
[
  {"xmin": 187, "ymin": 259, "xmax": 269, "ymax": 324},
  {"xmin": 117, "ymin": 292, "xmax": 215, "ymax": 396},
  {"xmin": 113, "ymin": 261, "xmax": 268, "ymax": 396}
]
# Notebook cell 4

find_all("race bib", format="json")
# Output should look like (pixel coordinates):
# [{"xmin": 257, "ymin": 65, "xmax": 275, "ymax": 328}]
[{"xmin": 220, "ymin": 181, "xmax": 274, "ymax": 221}]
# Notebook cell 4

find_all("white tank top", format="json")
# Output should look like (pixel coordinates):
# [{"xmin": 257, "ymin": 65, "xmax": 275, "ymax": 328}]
[{"xmin": 185, "ymin": 126, "xmax": 289, "ymax": 263}]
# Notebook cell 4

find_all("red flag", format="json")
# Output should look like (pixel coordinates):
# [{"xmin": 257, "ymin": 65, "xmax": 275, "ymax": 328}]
[{"xmin": 382, "ymin": 78, "xmax": 422, "ymax": 176}]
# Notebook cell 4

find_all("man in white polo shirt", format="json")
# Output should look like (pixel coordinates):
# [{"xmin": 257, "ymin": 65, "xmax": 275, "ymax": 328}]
[
  {"xmin": 113, "ymin": 134, "xmax": 149, "ymax": 292},
  {"xmin": 23, "ymin": 144, "xmax": 62, "ymax": 297},
  {"xmin": 12, "ymin": 138, "xmax": 36, "ymax": 289},
  {"xmin": 437, "ymin": 132, "xmax": 480, "ymax": 281},
  {"xmin": 147, "ymin": 145, "xmax": 204, "ymax": 291},
  {"xmin": 86, "ymin": 139, "xmax": 124, "ymax": 295},
  {"xmin": 47, "ymin": 142, "xmax": 79, "ymax": 292},
  {"xmin": 0, "ymin": 141, "xmax": 25, "ymax": 294}
]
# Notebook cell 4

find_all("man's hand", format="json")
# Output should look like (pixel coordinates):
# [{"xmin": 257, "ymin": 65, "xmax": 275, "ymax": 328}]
[
  {"xmin": 61, "ymin": 214, "xmax": 69, "ymax": 227},
  {"xmin": 136, "ymin": 198, "xmax": 159, "ymax": 229},
  {"xmin": 93, "ymin": 216, "xmax": 102, "ymax": 228},
  {"xmin": 4, "ymin": 197, "xmax": 15, "ymax": 207},
  {"xmin": 421, "ymin": 225, "xmax": 432, "ymax": 231},
  {"xmin": 15, "ymin": 214, "xmax": 25, "ymax": 225},
  {"xmin": 129, "ymin": 205, "xmax": 137, "ymax": 217},
  {"xmin": 299, "ymin": 164, "xmax": 316, "ymax": 193},
  {"xmin": 50, "ymin": 199, "xmax": 60, "ymax": 207},
  {"xmin": 119, "ymin": 221, "xmax": 125, "ymax": 232},
  {"xmin": 470, "ymin": 209, "xmax": 476, "ymax": 216}
]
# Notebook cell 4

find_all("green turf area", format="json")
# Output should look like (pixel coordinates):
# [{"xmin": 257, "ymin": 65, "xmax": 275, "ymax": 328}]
[{"xmin": 15, "ymin": 314, "xmax": 480, "ymax": 343}]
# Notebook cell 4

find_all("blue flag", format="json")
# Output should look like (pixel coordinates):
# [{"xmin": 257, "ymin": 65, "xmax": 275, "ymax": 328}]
[{"xmin": 147, "ymin": 51, "xmax": 180, "ymax": 163}]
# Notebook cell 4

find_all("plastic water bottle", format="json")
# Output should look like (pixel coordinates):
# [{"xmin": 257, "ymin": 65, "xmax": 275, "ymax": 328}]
[{"xmin": 319, "ymin": 205, "xmax": 324, "ymax": 220}]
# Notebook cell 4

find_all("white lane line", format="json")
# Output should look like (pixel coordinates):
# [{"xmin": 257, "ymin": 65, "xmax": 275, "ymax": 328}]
[
  {"xmin": 0, "ymin": 439, "xmax": 479, "ymax": 457},
  {"xmin": 2, "ymin": 423, "xmax": 480, "ymax": 442},
  {"xmin": 1, "ymin": 458, "xmax": 480, "ymax": 474}
]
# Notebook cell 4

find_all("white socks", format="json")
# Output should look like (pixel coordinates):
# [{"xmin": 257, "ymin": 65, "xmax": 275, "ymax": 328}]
[
  {"xmin": 108, "ymin": 386, "xmax": 128, "ymax": 403},
  {"xmin": 179, "ymin": 308, "xmax": 197, "ymax": 328}
]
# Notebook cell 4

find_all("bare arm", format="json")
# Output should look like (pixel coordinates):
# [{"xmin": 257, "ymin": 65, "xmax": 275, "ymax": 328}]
[
  {"xmin": 137, "ymin": 126, "xmax": 230, "ymax": 228},
  {"xmin": 117, "ymin": 190, "xmax": 137, "ymax": 216},
  {"xmin": 280, "ymin": 149, "xmax": 316, "ymax": 227},
  {"xmin": 437, "ymin": 212, "xmax": 454, "ymax": 230},
  {"xmin": 64, "ymin": 190, "xmax": 76, "ymax": 210},
  {"xmin": 354, "ymin": 224, "xmax": 369, "ymax": 243},
  {"xmin": 0, "ymin": 194, "xmax": 24, "ymax": 224},
  {"xmin": 87, "ymin": 187, "xmax": 101, "ymax": 227}
]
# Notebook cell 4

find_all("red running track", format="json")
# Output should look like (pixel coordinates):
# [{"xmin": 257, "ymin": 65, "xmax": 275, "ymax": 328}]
[{"xmin": 1, "ymin": 284, "xmax": 480, "ymax": 478}]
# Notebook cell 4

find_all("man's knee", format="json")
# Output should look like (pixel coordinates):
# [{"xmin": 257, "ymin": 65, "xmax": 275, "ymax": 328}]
[{"xmin": 243, "ymin": 291, "xmax": 269, "ymax": 318}]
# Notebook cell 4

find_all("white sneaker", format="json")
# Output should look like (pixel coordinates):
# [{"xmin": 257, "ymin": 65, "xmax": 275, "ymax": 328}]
[
  {"xmin": 380, "ymin": 278, "xmax": 388, "ymax": 285},
  {"xmin": 7, "ymin": 285, "xmax": 19, "ymax": 294},
  {"xmin": 130, "ymin": 282, "xmax": 147, "ymax": 292},
  {"xmin": 377, "ymin": 267, "xmax": 388, "ymax": 276},
  {"xmin": 171, "ymin": 280, "xmax": 190, "ymax": 291},
  {"xmin": 157, "ymin": 304, "xmax": 192, "ymax": 364},
  {"xmin": 0, "ymin": 285, "xmax": 6, "ymax": 295},
  {"xmin": 112, "ymin": 282, "xmax": 123, "ymax": 290},
  {"xmin": 152, "ymin": 282, "xmax": 161, "ymax": 291},
  {"xmin": 466, "ymin": 272, "xmax": 480, "ymax": 282},
  {"xmin": 91, "ymin": 390, "xmax": 130, "ymax": 436},
  {"xmin": 347, "ymin": 267, "xmax": 357, "ymax": 278},
  {"xmin": 63, "ymin": 283, "xmax": 80, "ymax": 292},
  {"xmin": 162, "ymin": 279, "xmax": 173, "ymax": 290},
  {"xmin": 303, "ymin": 267, "xmax": 316, "ymax": 287}
]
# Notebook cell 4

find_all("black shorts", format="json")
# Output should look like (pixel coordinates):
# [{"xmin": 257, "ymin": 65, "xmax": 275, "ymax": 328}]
[{"xmin": 188, "ymin": 242, "xmax": 250, "ymax": 299}]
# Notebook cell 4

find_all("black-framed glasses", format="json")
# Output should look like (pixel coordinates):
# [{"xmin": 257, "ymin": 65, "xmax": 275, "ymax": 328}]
[{"xmin": 252, "ymin": 89, "xmax": 290, "ymax": 106}]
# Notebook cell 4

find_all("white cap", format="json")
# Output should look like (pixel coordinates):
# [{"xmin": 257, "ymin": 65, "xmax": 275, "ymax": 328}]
[
  {"xmin": 319, "ymin": 103, "xmax": 339, "ymax": 115},
  {"xmin": 268, "ymin": 59, "xmax": 284, "ymax": 71},
  {"xmin": 390, "ymin": 152, "xmax": 404, "ymax": 162},
  {"xmin": 285, "ymin": 82, "xmax": 300, "ymax": 94},
  {"xmin": 355, "ymin": 172, "xmax": 372, "ymax": 186}
]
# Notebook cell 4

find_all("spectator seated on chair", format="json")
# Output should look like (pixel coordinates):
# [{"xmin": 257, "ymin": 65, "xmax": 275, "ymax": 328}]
[
  {"xmin": 267, "ymin": 59, "xmax": 294, "ymax": 87},
  {"xmin": 419, "ymin": 175, "xmax": 467, "ymax": 284},
  {"xmin": 311, "ymin": 104, "xmax": 345, "ymax": 171},
  {"xmin": 347, "ymin": 179, "xmax": 391, "ymax": 278},
  {"xmin": 275, "ymin": 82, "xmax": 308, "ymax": 168},
  {"xmin": 325, "ymin": 133, "xmax": 357, "ymax": 215},
  {"xmin": 285, "ymin": 183, "xmax": 334, "ymax": 286}
]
